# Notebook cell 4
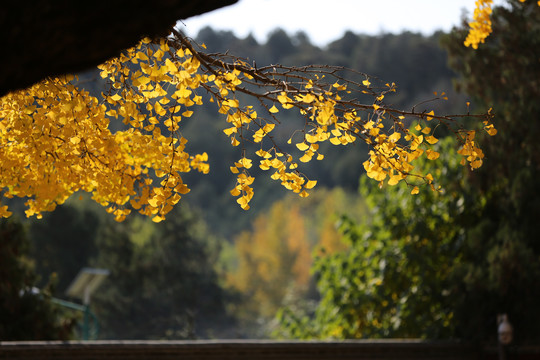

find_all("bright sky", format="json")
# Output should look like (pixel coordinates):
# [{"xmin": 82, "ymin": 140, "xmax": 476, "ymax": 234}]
[{"xmin": 180, "ymin": 0, "xmax": 478, "ymax": 47}]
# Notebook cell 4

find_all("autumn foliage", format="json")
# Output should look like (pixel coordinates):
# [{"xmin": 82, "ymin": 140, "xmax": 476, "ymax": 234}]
[
  {"xmin": 464, "ymin": 0, "xmax": 539, "ymax": 49},
  {"xmin": 0, "ymin": 30, "xmax": 495, "ymax": 221}
]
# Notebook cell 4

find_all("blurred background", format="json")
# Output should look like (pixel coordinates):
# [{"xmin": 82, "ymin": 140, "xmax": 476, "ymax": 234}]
[{"xmin": 1, "ymin": 0, "xmax": 539, "ymax": 346}]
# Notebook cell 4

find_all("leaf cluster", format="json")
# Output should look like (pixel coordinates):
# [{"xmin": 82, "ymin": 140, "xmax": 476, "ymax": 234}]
[{"xmin": 0, "ymin": 31, "xmax": 495, "ymax": 221}]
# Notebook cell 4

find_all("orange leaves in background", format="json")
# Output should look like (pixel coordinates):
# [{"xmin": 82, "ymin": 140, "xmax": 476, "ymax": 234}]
[
  {"xmin": 226, "ymin": 190, "xmax": 363, "ymax": 321},
  {"xmin": 227, "ymin": 202, "xmax": 310, "ymax": 318}
]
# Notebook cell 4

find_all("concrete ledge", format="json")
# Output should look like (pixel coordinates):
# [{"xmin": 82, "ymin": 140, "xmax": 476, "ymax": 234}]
[{"xmin": 0, "ymin": 340, "xmax": 480, "ymax": 360}]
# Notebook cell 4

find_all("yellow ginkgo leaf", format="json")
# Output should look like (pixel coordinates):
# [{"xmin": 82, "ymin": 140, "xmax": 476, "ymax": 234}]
[
  {"xmin": 223, "ymin": 99, "xmax": 239, "ymax": 108},
  {"xmin": 425, "ymin": 135, "xmax": 439, "ymax": 145},
  {"xmin": 329, "ymin": 137, "xmax": 341, "ymax": 145},
  {"xmin": 388, "ymin": 132, "xmax": 401, "ymax": 143},
  {"xmin": 296, "ymin": 142, "xmax": 309, "ymax": 151},
  {"xmin": 110, "ymin": 93, "xmax": 122, "ymax": 102},
  {"xmin": 426, "ymin": 149, "xmax": 440, "ymax": 160},
  {"xmin": 305, "ymin": 180, "xmax": 317, "ymax": 189},
  {"xmin": 299, "ymin": 153, "xmax": 312, "ymax": 163},
  {"xmin": 388, "ymin": 175, "xmax": 402, "ymax": 186},
  {"xmin": 302, "ymin": 93, "xmax": 316, "ymax": 103},
  {"xmin": 136, "ymin": 51, "xmax": 149, "ymax": 61}
]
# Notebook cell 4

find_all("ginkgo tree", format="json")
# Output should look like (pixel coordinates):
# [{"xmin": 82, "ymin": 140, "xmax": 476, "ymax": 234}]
[
  {"xmin": 0, "ymin": 26, "xmax": 496, "ymax": 222},
  {"xmin": 464, "ymin": 0, "xmax": 540, "ymax": 48}
]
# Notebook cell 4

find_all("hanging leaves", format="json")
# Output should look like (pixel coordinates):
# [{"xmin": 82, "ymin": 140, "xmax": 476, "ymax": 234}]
[{"xmin": 0, "ymin": 32, "xmax": 496, "ymax": 220}]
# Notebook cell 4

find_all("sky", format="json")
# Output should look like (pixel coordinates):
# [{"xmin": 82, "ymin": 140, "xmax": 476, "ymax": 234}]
[{"xmin": 180, "ymin": 0, "xmax": 479, "ymax": 47}]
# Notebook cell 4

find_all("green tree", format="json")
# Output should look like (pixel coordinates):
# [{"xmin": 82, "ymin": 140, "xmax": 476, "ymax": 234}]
[
  {"xmin": 278, "ymin": 0, "xmax": 540, "ymax": 344},
  {"xmin": 92, "ymin": 205, "xmax": 231, "ymax": 339},
  {"xmin": 440, "ymin": 0, "xmax": 540, "ymax": 343},
  {"xmin": 276, "ymin": 139, "xmax": 470, "ymax": 339},
  {"xmin": 0, "ymin": 218, "xmax": 77, "ymax": 340},
  {"xmin": 265, "ymin": 29, "xmax": 296, "ymax": 64},
  {"xmin": 29, "ymin": 201, "xmax": 101, "ymax": 293}
]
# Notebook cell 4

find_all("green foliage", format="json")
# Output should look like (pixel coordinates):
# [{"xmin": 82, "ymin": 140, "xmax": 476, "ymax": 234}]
[
  {"xmin": 29, "ymin": 199, "xmax": 101, "ymax": 292},
  {"xmin": 91, "ymin": 204, "xmax": 232, "ymax": 339},
  {"xmin": 276, "ymin": 139, "xmax": 471, "ymax": 339},
  {"xmin": 278, "ymin": 1, "xmax": 540, "ymax": 344},
  {"xmin": 439, "ymin": 0, "xmax": 540, "ymax": 343},
  {"xmin": 0, "ymin": 218, "xmax": 77, "ymax": 340},
  {"xmin": 25, "ymin": 197, "xmax": 232, "ymax": 339}
]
